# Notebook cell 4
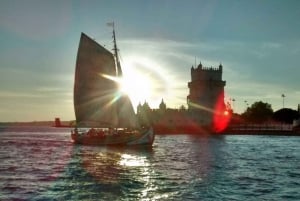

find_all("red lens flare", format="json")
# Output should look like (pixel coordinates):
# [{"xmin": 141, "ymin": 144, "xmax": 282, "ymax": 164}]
[{"xmin": 213, "ymin": 93, "xmax": 231, "ymax": 133}]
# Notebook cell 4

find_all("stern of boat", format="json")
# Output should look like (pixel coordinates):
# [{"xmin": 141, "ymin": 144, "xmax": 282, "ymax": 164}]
[{"xmin": 127, "ymin": 127, "xmax": 155, "ymax": 146}]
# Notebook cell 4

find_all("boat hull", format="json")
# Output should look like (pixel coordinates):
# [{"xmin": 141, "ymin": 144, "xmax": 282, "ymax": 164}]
[{"xmin": 71, "ymin": 127, "xmax": 154, "ymax": 146}]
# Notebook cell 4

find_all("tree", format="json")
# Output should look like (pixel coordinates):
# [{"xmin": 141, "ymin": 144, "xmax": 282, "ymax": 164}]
[
  {"xmin": 242, "ymin": 101, "xmax": 273, "ymax": 123},
  {"xmin": 179, "ymin": 105, "xmax": 186, "ymax": 111},
  {"xmin": 273, "ymin": 108, "xmax": 300, "ymax": 124}
]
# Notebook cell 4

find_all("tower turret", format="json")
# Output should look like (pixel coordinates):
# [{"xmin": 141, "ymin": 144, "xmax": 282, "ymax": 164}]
[
  {"xmin": 219, "ymin": 63, "xmax": 223, "ymax": 72},
  {"xmin": 159, "ymin": 99, "xmax": 166, "ymax": 111}
]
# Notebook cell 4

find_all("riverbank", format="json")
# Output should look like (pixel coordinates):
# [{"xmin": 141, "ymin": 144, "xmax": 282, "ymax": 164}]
[
  {"xmin": 220, "ymin": 123, "xmax": 300, "ymax": 136},
  {"xmin": 1, "ymin": 121, "xmax": 299, "ymax": 136}
]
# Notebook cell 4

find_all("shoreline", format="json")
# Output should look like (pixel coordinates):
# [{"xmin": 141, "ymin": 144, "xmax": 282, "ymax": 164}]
[{"xmin": 1, "ymin": 122, "xmax": 299, "ymax": 136}]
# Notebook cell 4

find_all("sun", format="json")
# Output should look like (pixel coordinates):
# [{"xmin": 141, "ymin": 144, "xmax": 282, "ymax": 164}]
[
  {"xmin": 120, "ymin": 68, "xmax": 152, "ymax": 107},
  {"xmin": 101, "ymin": 65, "xmax": 153, "ymax": 109},
  {"xmin": 117, "ymin": 54, "xmax": 174, "ymax": 110}
]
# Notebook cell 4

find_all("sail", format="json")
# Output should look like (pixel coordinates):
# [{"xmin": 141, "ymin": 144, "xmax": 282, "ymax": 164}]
[
  {"xmin": 74, "ymin": 33, "xmax": 118, "ymax": 127},
  {"xmin": 117, "ymin": 93, "xmax": 139, "ymax": 128},
  {"xmin": 112, "ymin": 28, "xmax": 139, "ymax": 129}
]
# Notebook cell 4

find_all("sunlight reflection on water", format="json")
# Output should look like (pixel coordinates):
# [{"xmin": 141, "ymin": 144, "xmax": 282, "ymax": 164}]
[
  {"xmin": 119, "ymin": 153, "xmax": 149, "ymax": 167},
  {"xmin": 1, "ymin": 127, "xmax": 300, "ymax": 200}
]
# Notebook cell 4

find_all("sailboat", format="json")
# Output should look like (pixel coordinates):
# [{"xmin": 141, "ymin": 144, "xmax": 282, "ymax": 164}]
[{"xmin": 71, "ymin": 24, "xmax": 155, "ymax": 146}]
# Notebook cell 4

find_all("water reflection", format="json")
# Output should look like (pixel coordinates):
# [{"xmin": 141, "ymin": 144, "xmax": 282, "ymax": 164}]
[
  {"xmin": 119, "ymin": 153, "xmax": 149, "ymax": 167},
  {"xmin": 0, "ymin": 128, "xmax": 226, "ymax": 200},
  {"xmin": 0, "ymin": 130, "xmax": 73, "ymax": 200},
  {"xmin": 52, "ymin": 145, "xmax": 157, "ymax": 200},
  {"xmin": 2, "ymin": 128, "xmax": 300, "ymax": 200}
]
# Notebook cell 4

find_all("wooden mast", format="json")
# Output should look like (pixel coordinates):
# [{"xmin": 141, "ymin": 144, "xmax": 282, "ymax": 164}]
[{"xmin": 111, "ymin": 22, "xmax": 122, "ymax": 77}]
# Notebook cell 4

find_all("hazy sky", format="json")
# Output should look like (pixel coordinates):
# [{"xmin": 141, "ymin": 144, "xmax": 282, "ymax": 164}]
[{"xmin": 0, "ymin": 0, "xmax": 300, "ymax": 122}]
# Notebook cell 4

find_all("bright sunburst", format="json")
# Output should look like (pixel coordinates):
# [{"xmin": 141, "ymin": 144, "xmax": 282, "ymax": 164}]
[
  {"xmin": 102, "ymin": 55, "xmax": 183, "ymax": 110},
  {"xmin": 101, "ymin": 62, "xmax": 154, "ymax": 109},
  {"xmin": 120, "ymin": 67, "xmax": 152, "ymax": 106},
  {"xmin": 120, "ymin": 55, "xmax": 176, "ymax": 110},
  {"xmin": 120, "ymin": 55, "xmax": 184, "ymax": 110}
]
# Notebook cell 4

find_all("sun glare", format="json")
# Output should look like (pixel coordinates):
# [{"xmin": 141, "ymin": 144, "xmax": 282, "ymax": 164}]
[
  {"xmin": 102, "ymin": 55, "xmax": 181, "ymax": 110},
  {"xmin": 120, "ymin": 71, "xmax": 152, "ymax": 106}
]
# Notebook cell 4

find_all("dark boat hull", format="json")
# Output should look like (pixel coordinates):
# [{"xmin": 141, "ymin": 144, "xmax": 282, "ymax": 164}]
[{"xmin": 71, "ymin": 127, "xmax": 154, "ymax": 146}]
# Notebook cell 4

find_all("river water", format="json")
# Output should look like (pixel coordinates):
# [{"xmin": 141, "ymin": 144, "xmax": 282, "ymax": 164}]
[{"xmin": 0, "ymin": 126, "xmax": 299, "ymax": 200}]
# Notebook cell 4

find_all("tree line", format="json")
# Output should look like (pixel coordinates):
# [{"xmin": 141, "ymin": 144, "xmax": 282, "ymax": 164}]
[{"xmin": 236, "ymin": 101, "xmax": 299, "ymax": 124}]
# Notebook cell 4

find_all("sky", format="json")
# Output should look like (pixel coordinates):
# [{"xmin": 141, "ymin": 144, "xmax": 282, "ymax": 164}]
[{"xmin": 0, "ymin": 0, "xmax": 300, "ymax": 122}]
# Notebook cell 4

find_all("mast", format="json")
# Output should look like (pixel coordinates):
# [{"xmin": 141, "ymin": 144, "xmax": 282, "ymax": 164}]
[
  {"xmin": 109, "ymin": 22, "xmax": 139, "ymax": 128},
  {"xmin": 111, "ymin": 23, "xmax": 123, "ymax": 76}
]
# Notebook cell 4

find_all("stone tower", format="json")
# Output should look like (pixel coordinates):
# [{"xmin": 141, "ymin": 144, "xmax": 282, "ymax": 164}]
[{"xmin": 187, "ymin": 62, "xmax": 226, "ymax": 125}]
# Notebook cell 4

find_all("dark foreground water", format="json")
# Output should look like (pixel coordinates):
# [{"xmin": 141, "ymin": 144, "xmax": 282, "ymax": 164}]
[{"xmin": 0, "ymin": 126, "xmax": 299, "ymax": 201}]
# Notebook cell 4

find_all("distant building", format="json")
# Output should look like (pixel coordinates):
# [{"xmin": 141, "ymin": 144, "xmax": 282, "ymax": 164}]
[
  {"xmin": 137, "ymin": 62, "xmax": 228, "ymax": 133},
  {"xmin": 159, "ymin": 99, "xmax": 166, "ymax": 112},
  {"xmin": 54, "ymin": 117, "xmax": 62, "ymax": 127},
  {"xmin": 187, "ymin": 62, "xmax": 226, "ymax": 126}
]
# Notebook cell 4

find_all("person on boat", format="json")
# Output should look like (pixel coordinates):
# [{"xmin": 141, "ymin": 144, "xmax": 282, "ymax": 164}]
[
  {"xmin": 72, "ymin": 127, "xmax": 78, "ymax": 135},
  {"xmin": 87, "ymin": 128, "xmax": 95, "ymax": 137},
  {"xmin": 96, "ymin": 129, "xmax": 105, "ymax": 137}
]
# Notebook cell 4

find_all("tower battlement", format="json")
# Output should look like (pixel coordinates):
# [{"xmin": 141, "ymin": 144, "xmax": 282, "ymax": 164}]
[{"xmin": 191, "ymin": 63, "xmax": 223, "ymax": 81}]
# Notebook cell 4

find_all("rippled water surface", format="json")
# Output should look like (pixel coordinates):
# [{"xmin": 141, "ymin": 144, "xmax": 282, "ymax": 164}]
[{"xmin": 0, "ymin": 126, "xmax": 300, "ymax": 200}]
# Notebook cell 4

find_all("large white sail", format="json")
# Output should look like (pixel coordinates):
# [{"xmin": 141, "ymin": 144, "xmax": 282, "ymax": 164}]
[{"xmin": 74, "ymin": 33, "xmax": 118, "ymax": 127}]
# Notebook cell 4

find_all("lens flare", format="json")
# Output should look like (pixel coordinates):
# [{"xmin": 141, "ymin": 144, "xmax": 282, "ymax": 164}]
[{"xmin": 213, "ymin": 93, "xmax": 231, "ymax": 133}]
